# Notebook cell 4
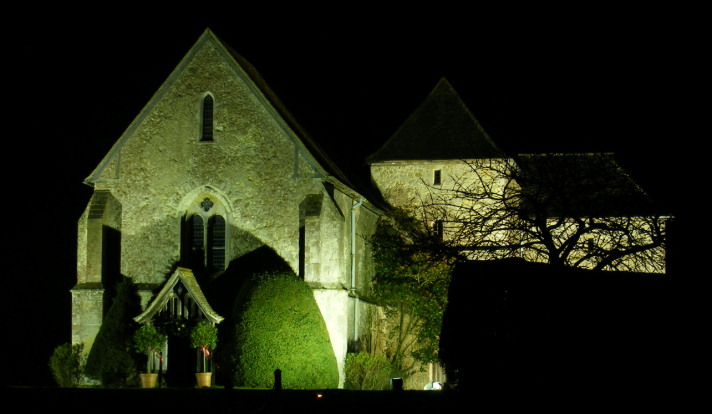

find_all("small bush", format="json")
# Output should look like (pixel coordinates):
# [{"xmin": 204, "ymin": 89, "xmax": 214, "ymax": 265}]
[
  {"xmin": 190, "ymin": 321, "xmax": 218, "ymax": 349},
  {"xmin": 49, "ymin": 343, "xmax": 86, "ymax": 387},
  {"xmin": 191, "ymin": 321, "xmax": 218, "ymax": 372},
  {"xmin": 133, "ymin": 324, "xmax": 166, "ymax": 374},
  {"xmin": 344, "ymin": 352, "xmax": 393, "ymax": 390}
]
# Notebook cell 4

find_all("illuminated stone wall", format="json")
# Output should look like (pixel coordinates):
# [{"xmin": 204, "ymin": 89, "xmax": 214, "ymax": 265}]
[
  {"xmin": 520, "ymin": 217, "xmax": 668, "ymax": 273},
  {"xmin": 73, "ymin": 31, "xmax": 379, "ymax": 387},
  {"xmin": 370, "ymin": 158, "xmax": 519, "ymax": 261},
  {"xmin": 371, "ymin": 159, "xmax": 667, "ymax": 273}
]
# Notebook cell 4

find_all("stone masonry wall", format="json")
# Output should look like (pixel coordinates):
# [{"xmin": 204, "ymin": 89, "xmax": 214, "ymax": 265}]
[{"xmin": 77, "ymin": 33, "xmax": 379, "ymax": 385}]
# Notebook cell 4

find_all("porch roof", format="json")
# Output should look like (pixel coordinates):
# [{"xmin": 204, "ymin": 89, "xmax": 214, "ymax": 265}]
[{"xmin": 134, "ymin": 267, "xmax": 223, "ymax": 325}]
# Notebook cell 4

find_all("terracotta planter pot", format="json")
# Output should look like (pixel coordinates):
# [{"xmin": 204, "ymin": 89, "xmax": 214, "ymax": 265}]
[
  {"xmin": 139, "ymin": 373, "xmax": 158, "ymax": 388},
  {"xmin": 195, "ymin": 372, "xmax": 212, "ymax": 388}
]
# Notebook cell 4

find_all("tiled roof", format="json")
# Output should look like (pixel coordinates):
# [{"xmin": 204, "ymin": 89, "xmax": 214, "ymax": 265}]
[
  {"xmin": 134, "ymin": 267, "xmax": 224, "ymax": 325},
  {"xmin": 367, "ymin": 78, "xmax": 505, "ymax": 163},
  {"xmin": 515, "ymin": 153, "xmax": 658, "ymax": 217},
  {"xmin": 216, "ymin": 31, "xmax": 358, "ymax": 189}
]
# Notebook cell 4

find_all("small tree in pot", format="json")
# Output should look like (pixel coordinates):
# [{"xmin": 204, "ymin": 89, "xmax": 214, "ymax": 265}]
[
  {"xmin": 133, "ymin": 324, "xmax": 166, "ymax": 388},
  {"xmin": 190, "ymin": 321, "xmax": 218, "ymax": 387}
]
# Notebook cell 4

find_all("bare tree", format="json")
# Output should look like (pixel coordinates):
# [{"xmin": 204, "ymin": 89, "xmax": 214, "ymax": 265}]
[{"xmin": 418, "ymin": 153, "xmax": 668, "ymax": 273}]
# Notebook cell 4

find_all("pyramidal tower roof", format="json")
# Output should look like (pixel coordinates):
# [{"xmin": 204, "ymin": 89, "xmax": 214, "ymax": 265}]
[{"xmin": 367, "ymin": 78, "xmax": 505, "ymax": 163}]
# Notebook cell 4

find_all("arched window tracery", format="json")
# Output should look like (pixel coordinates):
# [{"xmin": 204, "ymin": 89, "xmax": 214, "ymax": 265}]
[{"xmin": 182, "ymin": 195, "xmax": 228, "ymax": 275}]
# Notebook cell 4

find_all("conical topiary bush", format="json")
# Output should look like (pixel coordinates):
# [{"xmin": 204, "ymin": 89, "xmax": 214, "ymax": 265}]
[{"xmin": 231, "ymin": 271, "xmax": 339, "ymax": 389}]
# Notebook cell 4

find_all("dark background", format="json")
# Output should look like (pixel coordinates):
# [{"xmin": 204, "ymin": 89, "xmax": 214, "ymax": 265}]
[{"xmin": 3, "ymin": 6, "xmax": 701, "ymax": 387}]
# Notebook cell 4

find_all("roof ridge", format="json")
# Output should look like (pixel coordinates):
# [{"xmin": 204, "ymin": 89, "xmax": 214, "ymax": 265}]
[{"xmin": 366, "ymin": 77, "xmax": 505, "ymax": 163}]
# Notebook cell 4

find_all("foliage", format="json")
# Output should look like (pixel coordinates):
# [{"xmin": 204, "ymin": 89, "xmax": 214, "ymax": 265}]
[
  {"xmin": 132, "ymin": 324, "xmax": 166, "ymax": 374},
  {"xmin": 230, "ymin": 271, "xmax": 339, "ymax": 389},
  {"xmin": 190, "ymin": 321, "xmax": 218, "ymax": 349},
  {"xmin": 49, "ymin": 342, "xmax": 86, "ymax": 387},
  {"xmin": 344, "ymin": 352, "xmax": 393, "ymax": 390},
  {"xmin": 84, "ymin": 277, "xmax": 141, "ymax": 387},
  {"xmin": 370, "ymin": 208, "xmax": 456, "ymax": 377},
  {"xmin": 190, "ymin": 321, "xmax": 218, "ymax": 372},
  {"xmin": 133, "ymin": 324, "xmax": 166, "ymax": 355}
]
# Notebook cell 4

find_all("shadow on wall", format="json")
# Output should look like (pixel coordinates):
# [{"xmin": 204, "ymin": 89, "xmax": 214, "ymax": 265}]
[
  {"xmin": 204, "ymin": 244, "xmax": 292, "ymax": 387},
  {"xmin": 207, "ymin": 245, "xmax": 292, "ymax": 318}
]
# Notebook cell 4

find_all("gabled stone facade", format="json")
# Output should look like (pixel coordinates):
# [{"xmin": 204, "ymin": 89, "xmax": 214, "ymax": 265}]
[{"xmin": 72, "ymin": 29, "xmax": 379, "ymax": 387}]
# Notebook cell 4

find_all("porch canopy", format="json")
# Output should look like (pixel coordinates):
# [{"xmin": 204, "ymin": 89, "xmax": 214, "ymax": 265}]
[{"xmin": 134, "ymin": 267, "xmax": 223, "ymax": 325}]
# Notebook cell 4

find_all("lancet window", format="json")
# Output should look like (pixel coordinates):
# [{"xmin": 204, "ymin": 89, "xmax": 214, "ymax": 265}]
[{"xmin": 201, "ymin": 94, "xmax": 214, "ymax": 142}]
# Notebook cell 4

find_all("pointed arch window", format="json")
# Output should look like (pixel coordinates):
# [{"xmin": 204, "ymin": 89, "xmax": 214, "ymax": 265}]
[
  {"xmin": 208, "ymin": 215, "xmax": 225, "ymax": 271},
  {"xmin": 184, "ymin": 212, "xmax": 226, "ymax": 274},
  {"xmin": 190, "ymin": 215, "xmax": 205, "ymax": 257},
  {"xmin": 201, "ymin": 95, "xmax": 214, "ymax": 142}
]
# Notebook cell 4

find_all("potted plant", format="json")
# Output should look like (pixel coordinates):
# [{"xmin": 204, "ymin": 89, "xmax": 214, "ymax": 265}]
[
  {"xmin": 190, "ymin": 321, "xmax": 218, "ymax": 388},
  {"xmin": 133, "ymin": 324, "xmax": 166, "ymax": 388}
]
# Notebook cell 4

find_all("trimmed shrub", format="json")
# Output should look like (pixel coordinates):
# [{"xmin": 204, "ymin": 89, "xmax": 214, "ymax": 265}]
[
  {"xmin": 49, "ymin": 343, "xmax": 86, "ymax": 387},
  {"xmin": 190, "ymin": 321, "xmax": 218, "ymax": 350},
  {"xmin": 190, "ymin": 321, "xmax": 218, "ymax": 372},
  {"xmin": 133, "ymin": 324, "xmax": 166, "ymax": 374},
  {"xmin": 231, "ymin": 271, "xmax": 339, "ymax": 389},
  {"xmin": 344, "ymin": 352, "xmax": 393, "ymax": 390},
  {"xmin": 85, "ymin": 277, "xmax": 141, "ymax": 387}
]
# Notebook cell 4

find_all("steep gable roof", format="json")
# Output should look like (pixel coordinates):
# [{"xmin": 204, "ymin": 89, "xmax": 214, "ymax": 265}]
[
  {"xmin": 85, "ymin": 28, "xmax": 357, "ymax": 193},
  {"xmin": 216, "ymin": 31, "xmax": 357, "ymax": 190},
  {"xmin": 134, "ymin": 267, "xmax": 223, "ymax": 324},
  {"xmin": 366, "ymin": 77, "xmax": 505, "ymax": 163}
]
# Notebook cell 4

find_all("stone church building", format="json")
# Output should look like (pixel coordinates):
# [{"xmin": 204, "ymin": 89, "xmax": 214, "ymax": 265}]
[
  {"xmin": 72, "ymin": 28, "xmax": 384, "ymax": 387},
  {"xmin": 71, "ymin": 28, "xmax": 666, "ymax": 388}
]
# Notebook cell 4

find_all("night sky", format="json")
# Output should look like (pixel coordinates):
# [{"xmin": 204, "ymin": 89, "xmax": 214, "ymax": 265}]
[{"xmin": 4, "ymin": 7, "xmax": 700, "ymax": 386}]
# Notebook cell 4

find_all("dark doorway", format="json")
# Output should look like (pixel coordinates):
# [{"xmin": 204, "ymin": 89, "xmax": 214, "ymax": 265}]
[{"xmin": 165, "ymin": 334, "xmax": 194, "ymax": 387}]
